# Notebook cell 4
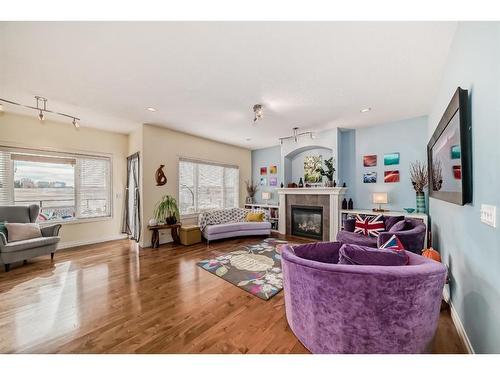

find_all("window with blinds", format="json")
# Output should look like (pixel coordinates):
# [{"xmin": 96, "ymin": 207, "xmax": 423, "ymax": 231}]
[
  {"xmin": 0, "ymin": 146, "xmax": 112, "ymax": 222},
  {"xmin": 179, "ymin": 158, "xmax": 239, "ymax": 215}
]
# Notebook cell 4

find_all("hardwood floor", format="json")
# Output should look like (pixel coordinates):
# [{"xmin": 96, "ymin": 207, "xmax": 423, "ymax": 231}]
[{"xmin": 0, "ymin": 236, "xmax": 467, "ymax": 354}]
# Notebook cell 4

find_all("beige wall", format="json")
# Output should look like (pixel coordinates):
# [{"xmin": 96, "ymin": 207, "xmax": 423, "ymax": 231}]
[
  {"xmin": 0, "ymin": 112, "xmax": 128, "ymax": 248},
  {"xmin": 140, "ymin": 124, "xmax": 251, "ymax": 247}
]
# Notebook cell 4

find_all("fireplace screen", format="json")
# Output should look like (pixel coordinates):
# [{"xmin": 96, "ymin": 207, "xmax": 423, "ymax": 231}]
[{"xmin": 291, "ymin": 205, "xmax": 323, "ymax": 240}]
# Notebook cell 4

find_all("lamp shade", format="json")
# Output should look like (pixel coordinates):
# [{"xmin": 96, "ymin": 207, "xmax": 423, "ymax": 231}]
[
  {"xmin": 262, "ymin": 192, "xmax": 272, "ymax": 200},
  {"xmin": 372, "ymin": 192, "xmax": 388, "ymax": 204}
]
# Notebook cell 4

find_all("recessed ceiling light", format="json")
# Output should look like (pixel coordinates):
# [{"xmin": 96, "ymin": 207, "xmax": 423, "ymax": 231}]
[
  {"xmin": 360, "ymin": 107, "xmax": 372, "ymax": 113},
  {"xmin": 146, "ymin": 107, "xmax": 157, "ymax": 112},
  {"xmin": 245, "ymin": 137, "xmax": 252, "ymax": 142}
]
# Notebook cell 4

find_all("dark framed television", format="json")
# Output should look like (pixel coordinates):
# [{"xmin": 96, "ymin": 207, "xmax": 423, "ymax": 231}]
[{"xmin": 427, "ymin": 87, "xmax": 472, "ymax": 205}]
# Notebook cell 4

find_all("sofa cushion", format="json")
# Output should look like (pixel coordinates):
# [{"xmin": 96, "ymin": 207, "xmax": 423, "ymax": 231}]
[
  {"xmin": 338, "ymin": 243, "xmax": 408, "ymax": 266},
  {"xmin": 204, "ymin": 221, "xmax": 271, "ymax": 235},
  {"xmin": 336, "ymin": 230, "xmax": 378, "ymax": 248},
  {"xmin": 390, "ymin": 219, "xmax": 412, "ymax": 232},
  {"xmin": 379, "ymin": 234, "xmax": 405, "ymax": 251},
  {"xmin": 5, "ymin": 223, "xmax": 42, "ymax": 242},
  {"xmin": 1, "ymin": 236, "xmax": 60, "ymax": 253},
  {"xmin": 384, "ymin": 215, "xmax": 405, "ymax": 231},
  {"xmin": 246, "ymin": 211, "xmax": 264, "ymax": 222}
]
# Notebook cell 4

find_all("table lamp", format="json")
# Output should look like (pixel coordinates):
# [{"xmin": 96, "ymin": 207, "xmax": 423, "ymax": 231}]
[
  {"xmin": 372, "ymin": 192, "xmax": 388, "ymax": 212},
  {"xmin": 262, "ymin": 191, "xmax": 272, "ymax": 204}
]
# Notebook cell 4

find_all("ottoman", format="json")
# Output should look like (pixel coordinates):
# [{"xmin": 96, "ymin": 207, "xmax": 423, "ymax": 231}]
[{"xmin": 180, "ymin": 225, "xmax": 202, "ymax": 245}]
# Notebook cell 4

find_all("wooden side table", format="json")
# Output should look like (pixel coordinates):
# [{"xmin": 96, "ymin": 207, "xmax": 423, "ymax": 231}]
[{"xmin": 148, "ymin": 223, "xmax": 181, "ymax": 248}]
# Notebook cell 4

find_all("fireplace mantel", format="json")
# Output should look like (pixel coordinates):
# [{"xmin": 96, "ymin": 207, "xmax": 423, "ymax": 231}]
[{"xmin": 277, "ymin": 187, "xmax": 347, "ymax": 241}]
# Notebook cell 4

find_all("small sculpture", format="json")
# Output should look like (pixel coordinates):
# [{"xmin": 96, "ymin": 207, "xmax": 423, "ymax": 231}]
[{"xmin": 155, "ymin": 165, "xmax": 167, "ymax": 186}]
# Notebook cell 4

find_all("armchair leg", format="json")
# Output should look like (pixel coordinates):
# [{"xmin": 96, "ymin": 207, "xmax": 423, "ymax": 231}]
[
  {"xmin": 51, "ymin": 252, "xmax": 55, "ymax": 261},
  {"xmin": 4, "ymin": 264, "xmax": 10, "ymax": 272},
  {"xmin": 23, "ymin": 260, "xmax": 27, "ymax": 265}
]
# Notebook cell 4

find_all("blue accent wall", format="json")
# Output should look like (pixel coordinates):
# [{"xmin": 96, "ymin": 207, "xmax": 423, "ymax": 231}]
[
  {"xmin": 338, "ymin": 129, "xmax": 356, "ymax": 200},
  {"xmin": 352, "ymin": 116, "xmax": 428, "ymax": 211},
  {"xmin": 251, "ymin": 145, "xmax": 281, "ymax": 205},
  {"xmin": 427, "ymin": 22, "xmax": 500, "ymax": 353}
]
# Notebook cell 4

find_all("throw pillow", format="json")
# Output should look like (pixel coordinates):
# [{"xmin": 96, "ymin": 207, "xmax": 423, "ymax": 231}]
[
  {"xmin": 384, "ymin": 215, "xmax": 405, "ymax": 231},
  {"xmin": 5, "ymin": 223, "xmax": 42, "ymax": 242},
  {"xmin": 246, "ymin": 212, "xmax": 264, "ymax": 222},
  {"xmin": 379, "ymin": 234, "xmax": 405, "ymax": 251},
  {"xmin": 338, "ymin": 243, "xmax": 408, "ymax": 266},
  {"xmin": 390, "ymin": 219, "xmax": 412, "ymax": 232},
  {"xmin": 353, "ymin": 214, "xmax": 385, "ymax": 237}
]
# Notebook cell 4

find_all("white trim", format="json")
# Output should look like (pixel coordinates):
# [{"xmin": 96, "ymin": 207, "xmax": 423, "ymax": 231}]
[
  {"xmin": 443, "ymin": 288, "xmax": 475, "ymax": 354},
  {"xmin": 57, "ymin": 234, "xmax": 128, "ymax": 250}
]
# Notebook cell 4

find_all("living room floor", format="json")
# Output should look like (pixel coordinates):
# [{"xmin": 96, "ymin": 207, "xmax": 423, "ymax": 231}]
[{"xmin": 0, "ymin": 236, "xmax": 466, "ymax": 354}]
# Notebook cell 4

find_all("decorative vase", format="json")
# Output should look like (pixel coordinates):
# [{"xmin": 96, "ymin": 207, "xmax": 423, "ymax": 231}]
[
  {"xmin": 148, "ymin": 218, "xmax": 157, "ymax": 226},
  {"xmin": 342, "ymin": 198, "xmax": 348, "ymax": 210},
  {"xmin": 166, "ymin": 216, "xmax": 177, "ymax": 225},
  {"xmin": 298, "ymin": 177, "xmax": 304, "ymax": 188},
  {"xmin": 348, "ymin": 198, "xmax": 353, "ymax": 210},
  {"xmin": 280, "ymin": 182, "xmax": 284, "ymax": 188},
  {"xmin": 416, "ymin": 192, "xmax": 426, "ymax": 213}
]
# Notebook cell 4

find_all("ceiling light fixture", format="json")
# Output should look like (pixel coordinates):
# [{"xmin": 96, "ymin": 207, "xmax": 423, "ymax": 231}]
[
  {"xmin": 146, "ymin": 107, "xmax": 157, "ymax": 112},
  {"xmin": 279, "ymin": 127, "xmax": 314, "ymax": 145},
  {"xmin": 253, "ymin": 104, "xmax": 263, "ymax": 123},
  {"xmin": 0, "ymin": 96, "xmax": 81, "ymax": 129},
  {"xmin": 360, "ymin": 107, "xmax": 372, "ymax": 113}
]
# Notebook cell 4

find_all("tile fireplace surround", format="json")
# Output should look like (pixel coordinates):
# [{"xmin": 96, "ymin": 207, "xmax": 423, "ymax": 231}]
[{"xmin": 277, "ymin": 187, "xmax": 347, "ymax": 241}]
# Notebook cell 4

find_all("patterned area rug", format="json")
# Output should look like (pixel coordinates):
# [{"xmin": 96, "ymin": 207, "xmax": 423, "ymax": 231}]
[{"xmin": 197, "ymin": 238, "xmax": 290, "ymax": 300}]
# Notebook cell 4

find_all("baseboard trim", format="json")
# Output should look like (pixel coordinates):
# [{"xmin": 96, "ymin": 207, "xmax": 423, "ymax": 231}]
[
  {"xmin": 443, "ymin": 287, "xmax": 475, "ymax": 354},
  {"xmin": 58, "ymin": 234, "xmax": 128, "ymax": 250}
]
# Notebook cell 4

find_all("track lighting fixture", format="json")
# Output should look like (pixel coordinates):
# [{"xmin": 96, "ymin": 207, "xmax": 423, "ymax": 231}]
[
  {"xmin": 0, "ymin": 96, "xmax": 81, "ymax": 129},
  {"xmin": 279, "ymin": 127, "xmax": 314, "ymax": 145}
]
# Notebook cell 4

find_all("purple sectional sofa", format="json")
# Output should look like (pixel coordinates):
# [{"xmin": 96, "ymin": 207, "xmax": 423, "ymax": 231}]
[
  {"xmin": 198, "ymin": 208, "xmax": 271, "ymax": 243},
  {"xmin": 281, "ymin": 241, "xmax": 447, "ymax": 354},
  {"xmin": 337, "ymin": 216, "xmax": 426, "ymax": 253}
]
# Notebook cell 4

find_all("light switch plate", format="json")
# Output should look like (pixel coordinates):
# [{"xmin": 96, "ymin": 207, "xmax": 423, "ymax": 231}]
[{"xmin": 480, "ymin": 204, "xmax": 496, "ymax": 228}]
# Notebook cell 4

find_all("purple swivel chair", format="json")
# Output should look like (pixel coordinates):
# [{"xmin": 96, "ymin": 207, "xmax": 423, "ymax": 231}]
[
  {"xmin": 337, "ymin": 217, "xmax": 427, "ymax": 253},
  {"xmin": 281, "ymin": 242, "xmax": 447, "ymax": 354}
]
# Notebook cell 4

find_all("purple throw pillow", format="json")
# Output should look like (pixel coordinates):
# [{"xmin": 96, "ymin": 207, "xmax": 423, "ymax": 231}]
[
  {"xmin": 338, "ymin": 243, "xmax": 408, "ymax": 266},
  {"xmin": 384, "ymin": 215, "xmax": 405, "ymax": 231},
  {"xmin": 389, "ymin": 219, "xmax": 412, "ymax": 232}
]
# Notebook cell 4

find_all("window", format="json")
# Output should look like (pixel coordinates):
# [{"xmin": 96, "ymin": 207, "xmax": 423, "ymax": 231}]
[
  {"xmin": 0, "ymin": 146, "xmax": 112, "ymax": 222},
  {"xmin": 179, "ymin": 158, "xmax": 239, "ymax": 215}
]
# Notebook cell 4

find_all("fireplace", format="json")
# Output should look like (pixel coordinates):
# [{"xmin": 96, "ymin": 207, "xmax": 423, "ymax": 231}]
[{"xmin": 291, "ymin": 205, "xmax": 323, "ymax": 240}]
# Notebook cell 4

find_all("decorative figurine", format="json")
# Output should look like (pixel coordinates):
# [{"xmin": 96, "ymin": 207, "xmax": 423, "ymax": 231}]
[
  {"xmin": 155, "ymin": 165, "xmax": 167, "ymax": 186},
  {"xmin": 348, "ymin": 198, "xmax": 354, "ymax": 210}
]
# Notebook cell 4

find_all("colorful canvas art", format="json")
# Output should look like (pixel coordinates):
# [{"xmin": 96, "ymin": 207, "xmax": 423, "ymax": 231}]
[
  {"xmin": 304, "ymin": 156, "xmax": 323, "ymax": 183},
  {"xmin": 260, "ymin": 167, "xmax": 267, "ymax": 175},
  {"xmin": 260, "ymin": 177, "xmax": 267, "ymax": 186},
  {"xmin": 269, "ymin": 177, "xmax": 278, "ymax": 186},
  {"xmin": 451, "ymin": 145, "xmax": 461, "ymax": 159},
  {"xmin": 453, "ymin": 165, "xmax": 462, "ymax": 179},
  {"xmin": 363, "ymin": 171, "xmax": 377, "ymax": 183},
  {"xmin": 384, "ymin": 170, "xmax": 400, "ymax": 183},
  {"xmin": 269, "ymin": 165, "xmax": 277, "ymax": 174},
  {"xmin": 384, "ymin": 152, "xmax": 400, "ymax": 166},
  {"xmin": 363, "ymin": 155, "xmax": 377, "ymax": 167}
]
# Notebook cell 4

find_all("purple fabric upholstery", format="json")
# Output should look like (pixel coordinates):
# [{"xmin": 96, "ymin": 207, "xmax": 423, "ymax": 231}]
[
  {"xmin": 343, "ymin": 218, "xmax": 356, "ymax": 232},
  {"xmin": 338, "ymin": 243, "xmax": 408, "ymax": 266},
  {"xmin": 204, "ymin": 221, "xmax": 271, "ymax": 234},
  {"xmin": 337, "ymin": 230, "xmax": 378, "ymax": 247},
  {"xmin": 384, "ymin": 215, "xmax": 405, "ymax": 231},
  {"xmin": 337, "ymin": 217, "xmax": 426, "ymax": 254},
  {"xmin": 282, "ymin": 242, "xmax": 447, "ymax": 353},
  {"xmin": 378, "ymin": 218, "xmax": 426, "ymax": 254}
]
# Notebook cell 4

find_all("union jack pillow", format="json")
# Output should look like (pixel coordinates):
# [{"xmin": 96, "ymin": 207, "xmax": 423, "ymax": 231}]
[
  {"xmin": 379, "ymin": 234, "xmax": 405, "ymax": 251},
  {"xmin": 354, "ymin": 214, "xmax": 385, "ymax": 238}
]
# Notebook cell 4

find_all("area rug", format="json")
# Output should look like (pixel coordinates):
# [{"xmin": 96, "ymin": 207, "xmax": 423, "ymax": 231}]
[{"xmin": 197, "ymin": 238, "xmax": 291, "ymax": 300}]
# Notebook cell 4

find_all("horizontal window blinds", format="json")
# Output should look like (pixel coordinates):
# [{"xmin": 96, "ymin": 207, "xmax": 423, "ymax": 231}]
[{"xmin": 77, "ymin": 157, "xmax": 111, "ymax": 218}]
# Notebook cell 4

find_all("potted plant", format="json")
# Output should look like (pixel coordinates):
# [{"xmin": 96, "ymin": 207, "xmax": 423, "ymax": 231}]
[
  {"xmin": 316, "ymin": 157, "xmax": 336, "ymax": 187},
  {"xmin": 245, "ymin": 180, "xmax": 258, "ymax": 203},
  {"xmin": 154, "ymin": 195, "xmax": 180, "ymax": 225},
  {"xmin": 409, "ymin": 161, "xmax": 428, "ymax": 213}
]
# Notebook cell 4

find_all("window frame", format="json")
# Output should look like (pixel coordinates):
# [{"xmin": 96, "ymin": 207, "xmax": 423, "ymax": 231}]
[
  {"xmin": 0, "ymin": 144, "xmax": 113, "ymax": 225},
  {"xmin": 178, "ymin": 157, "xmax": 239, "ymax": 218}
]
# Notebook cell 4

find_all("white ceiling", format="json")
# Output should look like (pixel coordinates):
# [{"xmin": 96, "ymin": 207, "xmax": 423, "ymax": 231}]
[{"xmin": 0, "ymin": 22, "xmax": 457, "ymax": 150}]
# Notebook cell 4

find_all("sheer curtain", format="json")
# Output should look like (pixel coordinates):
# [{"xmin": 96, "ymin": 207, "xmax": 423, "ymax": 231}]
[{"xmin": 122, "ymin": 152, "xmax": 141, "ymax": 242}]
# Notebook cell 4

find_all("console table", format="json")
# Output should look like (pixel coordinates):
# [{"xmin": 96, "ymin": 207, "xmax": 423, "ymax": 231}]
[{"xmin": 148, "ymin": 223, "xmax": 181, "ymax": 248}]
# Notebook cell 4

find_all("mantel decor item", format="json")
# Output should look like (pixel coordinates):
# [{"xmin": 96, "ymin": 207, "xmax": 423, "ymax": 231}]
[
  {"xmin": 155, "ymin": 165, "xmax": 167, "ymax": 186},
  {"xmin": 315, "ymin": 157, "xmax": 336, "ymax": 187},
  {"xmin": 427, "ymin": 87, "xmax": 472, "ymax": 205},
  {"xmin": 154, "ymin": 195, "xmax": 180, "ymax": 225},
  {"xmin": 410, "ymin": 160, "xmax": 428, "ymax": 213},
  {"xmin": 245, "ymin": 180, "xmax": 258, "ymax": 203}
]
